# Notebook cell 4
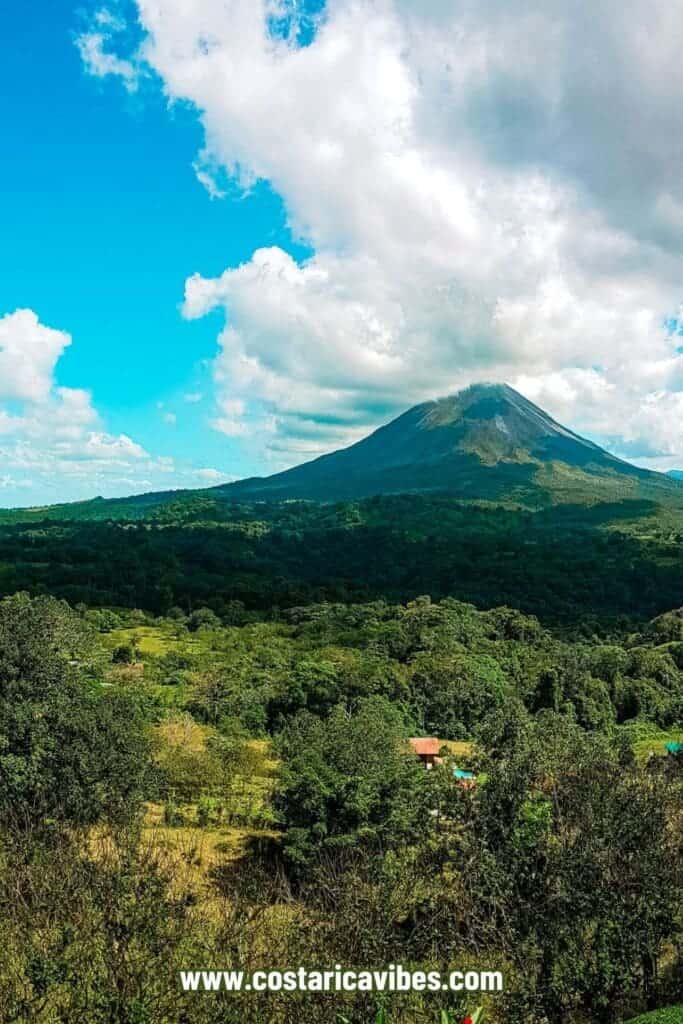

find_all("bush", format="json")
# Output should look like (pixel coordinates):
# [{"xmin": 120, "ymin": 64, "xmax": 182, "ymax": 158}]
[
  {"xmin": 112, "ymin": 642, "xmax": 136, "ymax": 664},
  {"xmin": 186, "ymin": 608, "xmax": 221, "ymax": 632}
]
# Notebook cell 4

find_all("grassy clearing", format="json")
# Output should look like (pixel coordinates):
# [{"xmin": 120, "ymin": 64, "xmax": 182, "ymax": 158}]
[
  {"xmin": 100, "ymin": 625, "xmax": 208, "ymax": 704},
  {"xmin": 624, "ymin": 1007, "xmax": 683, "ymax": 1024},
  {"xmin": 102, "ymin": 625, "xmax": 207, "ymax": 657},
  {"xmin": 103, "ymin": 625, "xmax": 174, "ymax": 656},
  {"xmin": 142, "ymin": 802, "xmax": 278, "ymax": 896},
  {"xmin": 154, "ymin": 714, "xmax": 210, "ymax": 753},
  {"xmin": 87, "ymin": 807, "xmax": 279, "ymax": 912},
  {"xmin": 440, "ymin": 740, "xmax": 475, "ymax": 759},
  {"xmin": 632, "ymin": 729, "xmax": 683, "ymax": 763},
  {"xmin": 148, "ymin": 716, "xmax": 280, "ymax": 901}
]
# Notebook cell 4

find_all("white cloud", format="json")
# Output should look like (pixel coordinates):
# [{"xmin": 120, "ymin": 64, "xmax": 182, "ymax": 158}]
[
  {"xmin": 0, "ymin": 310, "xmax": 72, "ymax": 402},
  {"xmin": 192, "ymin": 158, "xmax": 227, "ymax": 200},
  {"xmin": 76, "ymin": 7, "xmax": 140, "ymax": 92},
  {"xmin": 80, "ymin": 0, "xmax": 683, "ymax": 467},
  {"xmin": 0, "ymin": 309, "xmax": 236, "ymax": 506},
  {"xmin": 93, "ymin": 8, "xmax": 126, "ymax": 31},
  {"xmin": 0, "ymin": 475, "xmax": 31, "ymax": 491},
  {"xmin": 77, "ymin": 32, "xmax": 139, "ymax": 91},
  {"xmin": 193, "ymin": 467, "xmax": 231, "ymax": 482}
]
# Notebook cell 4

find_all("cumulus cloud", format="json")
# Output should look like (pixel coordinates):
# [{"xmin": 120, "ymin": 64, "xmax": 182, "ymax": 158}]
[
  {"xmin": 0, "ymin": 309, "xmax": 228, "ymax": 505},
  {"xmin": 0, "ymin": 310, "xmax": 72, "ymax": 402},
  {"xmin": 79, "ymin": 0, "xmax": 683, "ymax": 467}
]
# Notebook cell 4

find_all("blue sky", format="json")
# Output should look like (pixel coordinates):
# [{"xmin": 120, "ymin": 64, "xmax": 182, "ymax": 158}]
[
  {"xmin": 0, "ymin": 1, "xmax": 310, "ymax": 504},
  {"xmin": 2, "ymin": 0, "xmax": 683, "ymax": 505}
]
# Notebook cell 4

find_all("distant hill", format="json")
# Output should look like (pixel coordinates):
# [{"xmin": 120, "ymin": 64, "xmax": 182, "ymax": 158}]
[
  {"xmin": 216, "ymin": 383, "xmax": 681, "ymax": 506},
  {"xmin": 1, "ymin": 383, "xmax": 681, "ymax": 523},
  {"xmin": 668, "ymin": 470, "xmax": 683, "ymax": 480}
]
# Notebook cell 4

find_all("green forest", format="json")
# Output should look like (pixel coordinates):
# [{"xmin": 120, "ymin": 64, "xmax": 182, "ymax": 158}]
[
  {"xmin": 1, "ymin": 493, "xmax": 683, "ymax": 628},
  {"xmin": 0, "ymin": 492, "xmax": 681, "ymax": 1023}
]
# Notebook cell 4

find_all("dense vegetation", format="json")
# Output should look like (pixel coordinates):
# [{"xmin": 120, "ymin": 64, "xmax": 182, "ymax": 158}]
[
  {"xmin": 1, "ymin": 494, "xmax": 683, "ymax": 631},
  {"xmin": 0, "ymin": 486, "xmax": 681, "ymax": 1023}
]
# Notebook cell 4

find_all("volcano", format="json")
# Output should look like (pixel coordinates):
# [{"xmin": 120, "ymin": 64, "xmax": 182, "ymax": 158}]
[{"xmin": 215, "ymin": 383, "xmax": 678, "ymax": 506}]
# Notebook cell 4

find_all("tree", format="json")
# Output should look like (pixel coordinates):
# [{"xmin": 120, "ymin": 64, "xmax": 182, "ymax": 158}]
[
  {"xmin": 450, "ymin": 709, "xmax": 683, "ymax": 1024},
  {"xmin": 275, "ymin": 696, "xmax": 425, "ymax": 870},
  {"xmin": 0, "ymin": 594, "xmax": 150, "ymax": 828},
  {"xmin": 187, "ymin": 607, "xmax": 221, "ymax": 632},
  {"xmin": 409, "ymin": 650, "xmax": 510, "ymax": 738},
  {"xmin": 112, "ymin": 642, "xmax": 136, "ymax": 664}
]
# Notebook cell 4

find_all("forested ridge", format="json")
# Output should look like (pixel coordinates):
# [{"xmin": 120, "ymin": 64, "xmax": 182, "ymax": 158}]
[
  {"xmin": 1, "ymin": 494, "xmax": 683, "ymax": 630},
  {"xmin": 0, "ymin": 490, "xmax": 681, "ymax": 1023}
]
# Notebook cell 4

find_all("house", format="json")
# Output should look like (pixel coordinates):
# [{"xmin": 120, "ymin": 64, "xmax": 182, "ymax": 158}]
[
  {"xmin": 409, "ymin": 737, "xmax": 443, "ymax": 768},
  {"xmin": 409, "ymin": 738, "xmax": 479, "ymax": 786}
]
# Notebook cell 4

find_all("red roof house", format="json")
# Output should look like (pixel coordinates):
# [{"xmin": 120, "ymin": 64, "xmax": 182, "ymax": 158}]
[{"xmin": 409, "ymin": 737, "xmax": 443, "ymax": 768}]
